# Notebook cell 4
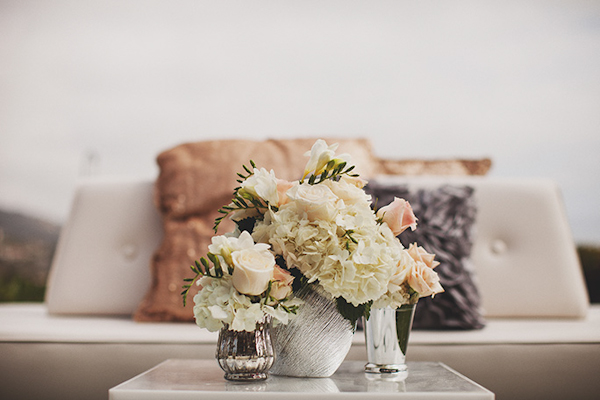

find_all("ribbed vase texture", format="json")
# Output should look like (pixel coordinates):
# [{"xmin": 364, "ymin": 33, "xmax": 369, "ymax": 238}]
[
  {"xmin": 364, "ymin": 304, "xmax": 416, "ymax": 375},
  {"xmin": 270, "ymin": 284, "xmax": 355, "ymax": 378},
  {"xmin": 216, "ymin": 315, "xmax": 274, "ymax": 381}
]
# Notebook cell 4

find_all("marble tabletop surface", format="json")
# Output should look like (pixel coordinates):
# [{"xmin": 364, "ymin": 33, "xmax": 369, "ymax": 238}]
[{"xmin": 109, "ymin": 359, "xmax": 494, "ymax": 399}]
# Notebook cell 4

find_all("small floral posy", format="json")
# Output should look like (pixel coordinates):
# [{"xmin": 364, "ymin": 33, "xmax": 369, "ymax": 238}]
[
  {"xmin": 182, "ymin": 139, "xmax": 443, "ymax": 332},
  {"xmin": 181, "ymin": 230, "xmax": 302, "ymax": 332}
]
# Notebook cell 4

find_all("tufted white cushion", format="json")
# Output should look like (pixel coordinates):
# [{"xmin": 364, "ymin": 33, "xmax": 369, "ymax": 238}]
[
  {"xmin": 45, "ymin": 177, "xmax": 163, "ymax": 315},
  {"xmin": 374, "ymin": 176, "xmax": 589, "ymax": 318}
]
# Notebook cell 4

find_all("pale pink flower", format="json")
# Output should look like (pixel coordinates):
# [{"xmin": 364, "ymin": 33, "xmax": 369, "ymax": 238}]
[
  {"xmin": 406, "ymin": 243, "xmax": 440, "ymax": 269},
  {"xmin": 276, "ymin": 179, "xmax": 296, "ymax": 206},
  {"xmin": 377, "ymin": 197, "xmax": 417, "ymax": 236},
  {"xmin": 270, "ymin": 266, "xmax": 295, "ymax": 300}
]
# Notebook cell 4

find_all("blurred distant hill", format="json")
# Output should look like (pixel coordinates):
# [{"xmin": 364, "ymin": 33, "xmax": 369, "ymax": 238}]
[
  {"xmin": 0, "ymin": 210, "xmax": 60, "ymax": 242},
  {"xmin": 0, "ymin": 210, "xmax": 61, "ymax": 300}
]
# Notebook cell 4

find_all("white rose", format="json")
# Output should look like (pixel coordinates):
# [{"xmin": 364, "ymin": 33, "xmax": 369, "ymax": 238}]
[
  {"xmin": 240, "ymin": 167, "xmax": 279, "ymax": 205},
  {"xmin": 339, "ymin": 174, "xmax": 367, "ymax": 189},
  {"xmin": 231, "ymin": 248, "xmax": 275, "ymax": 295},
  {"xmin": 287, "ymin": 183, "xmax": 339, "ymax": 221},
  {"xmin": 323, "ymin": 179, "xmax": 371, "ymax": 206}
]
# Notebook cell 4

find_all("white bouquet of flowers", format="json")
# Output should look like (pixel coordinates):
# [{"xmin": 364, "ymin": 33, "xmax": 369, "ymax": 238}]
[{"xmin": 183, "ymin": 139, "xmax": 443, "ymax": 331}]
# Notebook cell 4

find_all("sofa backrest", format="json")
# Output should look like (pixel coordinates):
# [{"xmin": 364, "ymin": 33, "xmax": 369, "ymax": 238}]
[
  {"xmin": 375, "ymin": 176, "xmax": 589, "ymax": 318},
  {"xmin": 45, "ymin": 178, "xmax": 163, "ymax": 315},
  {"xmin": 45, "ymin": 176, "xmax": 589, "ymax": 318}
]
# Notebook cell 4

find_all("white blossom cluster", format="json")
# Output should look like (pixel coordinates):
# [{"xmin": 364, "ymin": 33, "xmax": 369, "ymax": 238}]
[
  {"xmin": 252, "ymin": 177, "xmax": 407, "ymax": 307},
  {"xmin": 190, "ymin": 139, "xmax": 443, "ymax": 332},
  {"xmin": 191, "ymin": 231, "xmax": 302, "ymax": 332}
]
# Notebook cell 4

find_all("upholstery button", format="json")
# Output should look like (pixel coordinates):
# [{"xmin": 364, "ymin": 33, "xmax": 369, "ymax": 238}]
[
  {"xmin": 121, "ymin": 243, "xmax": 138, "ymax": 261},
  {"xmin": 490, "ymin": 239, "xmax": 507, "ymax": 255}
]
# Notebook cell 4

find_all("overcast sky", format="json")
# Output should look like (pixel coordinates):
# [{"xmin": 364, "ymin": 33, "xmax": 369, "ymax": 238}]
[{"xmin": 1, "ymin": 1, "xmax": 599, "ymax": 244}]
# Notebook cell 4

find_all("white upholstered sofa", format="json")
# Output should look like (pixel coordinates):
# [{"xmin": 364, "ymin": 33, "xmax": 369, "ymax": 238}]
[{"xmin": 1, "ymin": 176, "xmax": 598, "ymax": 400}]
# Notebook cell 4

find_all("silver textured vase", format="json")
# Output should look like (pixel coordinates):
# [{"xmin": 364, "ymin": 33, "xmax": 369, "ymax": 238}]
[
  {"xmin": 364, "ymin": 304, "xmax": 416, "ymax": 375},
  {"xmin": 216, "ymin": 315, "xmax": 274, "ymax": 381},
  {"xmin": 270, "ymin": 283, "xmax": 355, "ymax": 377}
]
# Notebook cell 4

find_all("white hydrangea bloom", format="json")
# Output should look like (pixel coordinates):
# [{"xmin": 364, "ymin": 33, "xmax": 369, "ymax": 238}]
[
  {"xmin": 230, "ymin": 303, "xmax": 264, "ymax": 332},
  {"xmin": 193, "ymin": 276, "xmax": 235, "ymax": 331},
  {"xmin": 192, "ymin": 236, "xmax": 300, "ymax": 332},
  {"xmin": 252, "ymin": 179, "xmax": 405, "ymax": 306},
  {"xmin": 372, "ymin": 249, "xmax": 416, "ymax": 308}
]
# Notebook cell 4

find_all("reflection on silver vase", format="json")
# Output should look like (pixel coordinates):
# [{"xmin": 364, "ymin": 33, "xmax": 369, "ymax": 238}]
[
  {"xmin": 270, "ymin": 283, "xmax": 355, "ymax": 377},
  {"xmin": 364, "ymin": 304, "xmax": 416, "ymax": 375},
  {"xmin": 216, "ymin": 315, "xmax": 274, "ymax": 381}
]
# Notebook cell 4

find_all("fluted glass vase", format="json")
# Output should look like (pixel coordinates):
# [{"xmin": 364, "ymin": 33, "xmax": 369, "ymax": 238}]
[
  {"xmin": 364, "ymin": 303, "xmax": 417, "ymax": 376},
  {"xmin": 216, "ymin": 315, "xmax": 274, "ymax": 381}
]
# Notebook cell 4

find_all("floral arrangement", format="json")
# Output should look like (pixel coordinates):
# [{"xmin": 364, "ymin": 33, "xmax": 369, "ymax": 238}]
[{"xmin": 182, "ymin": 139, "xmax": 443, "ymax": 332}]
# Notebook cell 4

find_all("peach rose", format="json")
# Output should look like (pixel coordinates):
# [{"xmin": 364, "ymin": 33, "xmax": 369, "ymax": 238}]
[
  {"xmin": 407, "ymin": 262, "xmax": 444, "ymax": 298},
  {"xmin": 377, "ymin": 197, "xmax": 417, "ymax": 236},
  {"xmin": 231, "ymin": 248, "xmax": 275, "ymax": 296},
  {"xmin": 406, "ymin": 243, "xmax": 440, "ymax": 269},
  {"xmin": 270, "ymin": 266, "xmax": 295, "ymax": 300},
  {"xmin": 276, "ymin": 179, "xmax": 296, "ymax": 206}
]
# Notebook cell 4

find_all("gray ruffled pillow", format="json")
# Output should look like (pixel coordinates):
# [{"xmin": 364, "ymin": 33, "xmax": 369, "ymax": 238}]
[{"xmin": 365, "ymin": 182, "xmax": 485, "ymax": 330}]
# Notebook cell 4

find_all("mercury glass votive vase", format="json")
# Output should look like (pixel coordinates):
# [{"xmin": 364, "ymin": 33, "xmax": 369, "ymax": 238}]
[{"xmin": 216, "ymin": 315, "xmax": 274, "ymax": 381}]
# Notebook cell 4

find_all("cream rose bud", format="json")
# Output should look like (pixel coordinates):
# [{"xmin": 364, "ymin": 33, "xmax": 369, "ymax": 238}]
[
  {"xmin": 377, "ymin": 197, "xmax": 418, "ymax": 236},
  {"xmin": 339, "ymin": 175, "xmax": 368, "ymax": 189},
  {"xmin": 270, "ymin": 266, "xmax": 294, "ymax": 300},
  {"xmin": 303, "ymin": 139, "xmax": 338, "ymax": 179},
  {"xmin": 407, "ymin": 243, "xmax": 439, "ymax": 269},
  {"xmin": 231, "ymin": 248, "xmax": 275, "ymax": 296},
  {"xmin": 287, "ymin": 183, "xmax": 339, "ymax": 221},
  {"xmin": 240, "ymin": 167, "xmax": 279, "ymax": 204}
]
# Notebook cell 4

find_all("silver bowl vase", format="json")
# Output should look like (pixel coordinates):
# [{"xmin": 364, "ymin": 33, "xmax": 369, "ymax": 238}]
[{"xmin": 270, "ymin": 283, "xmax": 355, "ymax": 378}]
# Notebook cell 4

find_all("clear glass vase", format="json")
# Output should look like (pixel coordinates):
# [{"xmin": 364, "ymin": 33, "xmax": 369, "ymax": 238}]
[
  {"xmin": 364, "ymin": 303, "xmax": 417, "ymax": 376},
  {"xmin": 216, "ymin": 315, "xmax": 274, "ymax": 381}
]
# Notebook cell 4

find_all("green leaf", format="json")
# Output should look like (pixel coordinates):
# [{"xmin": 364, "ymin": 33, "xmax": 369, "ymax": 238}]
[
  {"xmin": 207, "ymin": 253, "xmax": 223, "ymax": 277},
  {"xmin": 335, "ymin": 297, "xmax": 372, "ymax": 328}
]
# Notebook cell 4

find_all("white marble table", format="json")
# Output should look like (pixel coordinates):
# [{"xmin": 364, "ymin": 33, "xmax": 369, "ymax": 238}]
[{"xmin": 109, "ymin": 359, "xmax": 494, "ymax": 399}]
